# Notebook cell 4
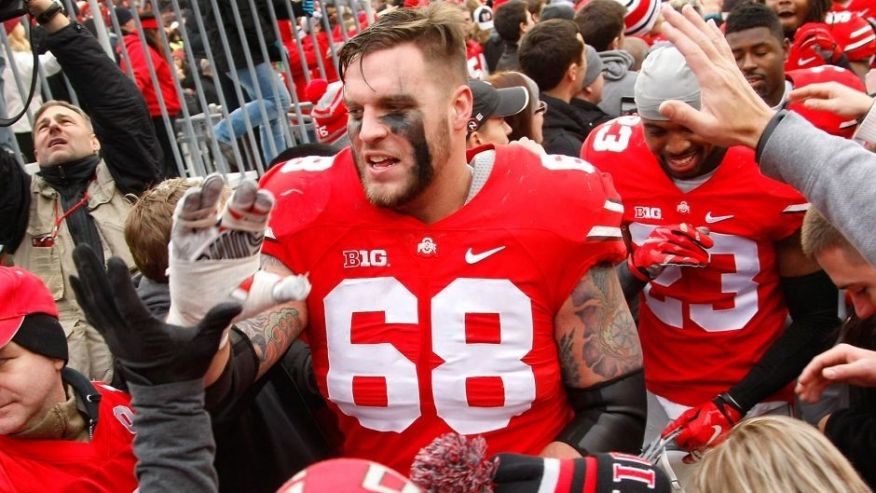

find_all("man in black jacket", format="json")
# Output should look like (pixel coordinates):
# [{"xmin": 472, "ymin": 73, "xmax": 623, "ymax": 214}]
[
  {"xmin": 571, "ymin": 45, "xmax": 613, "ymax": 135},
  {"xmin": 4, "ymin": 0, "xmax": 161, "ymax": 383},
  {"xmin": 519, "ymin": 19, "xmax": 604, "ymax": 157},
  {"xmin": 493, "ymin": 0, "xmax": 534, "ymax": 72}
]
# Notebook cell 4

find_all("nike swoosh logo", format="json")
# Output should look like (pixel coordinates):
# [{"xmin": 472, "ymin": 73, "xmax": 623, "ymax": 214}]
[
  {"xmin": 798, "ymin": 56, "xmax": 818, "ymax": 66},
  {"xmin": 705, "ymin": 212, "xmax": 734, "ymax": 224},
  {"xmin": 707, "ymin": 425, "xmax": 723, "ymax": 445},
  {"xmin": 465, "ymin": 246, "xmax": 506, "ymax": 264}
]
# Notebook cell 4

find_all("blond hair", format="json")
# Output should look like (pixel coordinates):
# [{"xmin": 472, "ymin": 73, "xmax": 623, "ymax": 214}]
[
  {"xmin": 801, "ymin": 208, "xmax": 866, "ymax": 263},
  {"xmin": 691, "ymin": 416, "xmax": 870, "ymax": 493},
  {"xmin": 338, "ymin": 3, "xmax": 468, "ymax": 87},
  {"xmin": 7, "ymin": 23, "xmax": 29, "ymax": 53}
]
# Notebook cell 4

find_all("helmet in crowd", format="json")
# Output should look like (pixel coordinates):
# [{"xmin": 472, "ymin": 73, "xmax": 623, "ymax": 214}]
[
  {"xmin": 276, "ymin": 458, "xmax": 420, "ymax": 493},
  {"xmin": 787, "ymin": 65, "xmax": 865, "ymax": 137}
]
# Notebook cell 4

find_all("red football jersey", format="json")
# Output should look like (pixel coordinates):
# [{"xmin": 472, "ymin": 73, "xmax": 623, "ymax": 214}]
[
  {"xmin": 260, "ymin": 146, "xmax": 626, "ymax": 472},
  {"xmin": 0, "ymin": 383, "xmax": 138, "ymax": 493},
  {"xmin": 582, "ymin": 116, "xmax": 809, "ymax": 406},
  {"xmin": 831, "ymin": 0, "xmax": 876, "ymax": 27},
  {"xmin": 467, "ymin": 40, "xmax": 489, "ymax": 80},
  {"xmin": 827, "ymin": 11, "xmax": 876, "ymax": 61}
]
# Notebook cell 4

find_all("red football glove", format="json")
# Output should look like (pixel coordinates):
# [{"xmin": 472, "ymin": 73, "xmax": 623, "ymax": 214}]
[
  {"xmin": 660, "ymin": 393, "xmax": 744, "ymax": 462},
  {"xmin": 629, "ymin": 223, "xmax": 713, "ymax": 281},
  {"xmin": 787, "ymin": 22, "xmax": 845, "ymax": 70}
]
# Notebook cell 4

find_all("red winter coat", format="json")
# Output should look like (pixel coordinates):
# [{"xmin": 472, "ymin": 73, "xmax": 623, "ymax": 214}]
[{"xmin": 120, "ymin": 32, "xmax": 181, "ymax": 118}]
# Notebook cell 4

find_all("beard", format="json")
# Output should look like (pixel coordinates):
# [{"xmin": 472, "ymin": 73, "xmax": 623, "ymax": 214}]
[{"xmin": 353, "ymin": 113, "xmax": 449, "ymax": 209}]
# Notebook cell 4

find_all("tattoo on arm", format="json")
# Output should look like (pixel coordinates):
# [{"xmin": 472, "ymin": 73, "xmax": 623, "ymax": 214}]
[
  {"xmin": 234, "ymin": 254, "xmax": 306, "ymax": 377},
  {"xmin": 236, "ymin": 306, "xmax": 303, "ymax": 372},
  {"xmin": 556, "ymin": 264, "xmax": 642, "ymax": 387}
]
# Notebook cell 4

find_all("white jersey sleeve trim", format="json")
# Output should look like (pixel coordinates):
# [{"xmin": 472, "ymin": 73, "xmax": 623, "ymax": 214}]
[
  {"xmin": 782, "ymin": 203, "xmax": 811, "ymax": 213},
  {"xmin": 587, "ymin": 226, "xmax": 623, "ymax": 238},
  {"xmin": 603, "ymin": 199, "xmax": 624, "ymax": 213}
]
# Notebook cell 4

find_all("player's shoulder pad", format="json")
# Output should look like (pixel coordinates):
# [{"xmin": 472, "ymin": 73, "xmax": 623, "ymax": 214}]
[
  {"xmin": 259, "ymin": 152, "xmax": 339, "ymax": 239},
  {"xmin": 523, "ymin": 150, "xmax": 625, "ymax": 243},
  {"xmin": 581, "ymin": 115, "xmax": 643, "ymax": 160}
]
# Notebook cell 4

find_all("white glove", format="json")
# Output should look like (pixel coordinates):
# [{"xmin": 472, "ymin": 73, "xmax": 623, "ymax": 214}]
[{"xmin": 166, "ymin": 174, "xmax": 310, "ymax": 347}]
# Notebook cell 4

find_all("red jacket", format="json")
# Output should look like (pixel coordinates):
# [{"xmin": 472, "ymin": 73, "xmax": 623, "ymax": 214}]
[
  {"xmin": 0, "ymin": 383, "xmax": 138, "ymax": 493},
  {"xmin": 120, "ymin": 32, "xmax": 181, "ymax": 118}
]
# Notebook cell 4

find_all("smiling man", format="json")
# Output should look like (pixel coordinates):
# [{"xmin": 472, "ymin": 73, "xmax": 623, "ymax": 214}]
[
  {"xmin": 582, "ymin": 45, "xmax": 839, "ymax": 481},
  {"xmin": 0, "ymin": 266, "xmax": 138, "ymax": 491},
  {"xmin": 203, "ymin": 3, "xmax": 647, "ymax": 472}
]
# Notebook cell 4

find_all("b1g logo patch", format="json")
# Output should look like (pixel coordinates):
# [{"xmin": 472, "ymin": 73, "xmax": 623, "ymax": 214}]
[
  {"xmin": 343, "ymin": 249, "xmax": 389, "ymax": 268},
  {"xmin": 634, "ymin": 206, "xmax": 662, "ymax": 220}
]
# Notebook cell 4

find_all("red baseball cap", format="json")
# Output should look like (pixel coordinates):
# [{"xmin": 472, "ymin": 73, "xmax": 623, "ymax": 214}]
[{"xmin": 0, "ymin": 266, "xmax": 60, "ymax": 348}]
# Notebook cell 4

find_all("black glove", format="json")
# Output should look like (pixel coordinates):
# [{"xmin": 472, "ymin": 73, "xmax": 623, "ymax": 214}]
[{"xmin": 70, "ymin": 244, "xmax": 242, "ymax": 385}]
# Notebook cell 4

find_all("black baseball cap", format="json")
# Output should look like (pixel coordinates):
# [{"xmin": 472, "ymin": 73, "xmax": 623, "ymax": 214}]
[{"xmin": 467, "ymin": 80, "xmax": 529, "ymax": 134}]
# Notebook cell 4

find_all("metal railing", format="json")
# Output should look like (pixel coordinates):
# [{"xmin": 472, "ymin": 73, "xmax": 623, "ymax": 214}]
[{"xmin": 1, "ymin": 0, "xmax": 371, "ymax": 177}]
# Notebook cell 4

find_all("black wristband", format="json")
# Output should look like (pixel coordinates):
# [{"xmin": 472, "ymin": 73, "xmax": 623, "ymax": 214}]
[
  {"xmin": 755, "ymin": 110, "xmax": 789, "ymax": 163},
  {"xmin": 36, "ymin": 1, "xmax": 65, "ymax": 25}
]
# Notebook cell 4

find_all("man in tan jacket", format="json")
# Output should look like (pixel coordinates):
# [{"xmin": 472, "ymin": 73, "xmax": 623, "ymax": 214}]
[{"xmin": 3, "ymin": 0, "xmax": 161, "ymax": 381}]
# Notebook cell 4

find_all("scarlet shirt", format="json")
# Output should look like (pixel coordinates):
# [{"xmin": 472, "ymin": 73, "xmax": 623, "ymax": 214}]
[
  {"xmin": 831, "ymin": 0, "xmax": 876, "ymax": 27},
  {"xmin": 581, "ymin": 117, "xmax": 808, "ymax": 406},
  {"xmin": 260, "ymin": 146, "xmax": 626, "ymax": 472},
  {"xmin": 826, "ymin": 11, "xmax": 876, "ymax": 61},
  {"xmin": 119, "ymin": 33, "xmax": 182, "ymax": 118},
  {"xmin": 0, "ymin": 383, "xmax": 138, "ymax": 493},
  {"xmin": 467, "ymin": 40, "xmax": 489, "ymax": 80}
]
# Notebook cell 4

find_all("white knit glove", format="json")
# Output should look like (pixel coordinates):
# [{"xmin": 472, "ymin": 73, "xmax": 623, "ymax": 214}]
[{"xmin": 166, "ymin": 174, "xmax": 310, "ymax": 347}]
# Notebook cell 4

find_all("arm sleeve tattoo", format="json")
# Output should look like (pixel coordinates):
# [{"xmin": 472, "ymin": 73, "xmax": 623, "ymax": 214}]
[
  {"xmin": 555, "ymin": 263, "xmax": 643, "ymax": 388},
  {"xmin": 234, "ymin": 254, "xmax": 307, "ymax": 379}
]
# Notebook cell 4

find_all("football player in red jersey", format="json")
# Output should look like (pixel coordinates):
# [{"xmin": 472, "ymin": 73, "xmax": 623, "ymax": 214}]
[
  {"xmin": 204, "ymin": 3, "xmax": 645, "ymax": 473},
  {"xmin": 581, "ymin": 45, "xmax": 838, "ymax": 472},
  {"xmin": 831, "ymin": 0, "xmax": 876, "ymax": 25},
  {"xmin": 765, "ymin": 0, "xmax": 876, "ymax": 77},
  {"xmin": 724, "ymin": 2, "xmax": 867, "ymax": 136}
]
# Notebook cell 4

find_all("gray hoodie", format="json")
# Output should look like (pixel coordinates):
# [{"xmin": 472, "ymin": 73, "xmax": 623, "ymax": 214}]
[{"xmin": 597, "ymin": 50, "xmax": 638, "ymax": 118}]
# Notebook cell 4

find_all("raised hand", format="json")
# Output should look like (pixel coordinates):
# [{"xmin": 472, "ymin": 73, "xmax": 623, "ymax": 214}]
[
  {"xmin": 658, "ymin": 4, "xmax": 775, "ymax": 149},
  {"xmin": 166, "ymin": 174, "xmax": 310, "ymax": 345},
  {"xmin": 789, "ymin": 82, "xmax": 874, "ymax": 119},
  {"xmin": 70, "ymin": 244, "xmax": 242, "ymax": 385}
]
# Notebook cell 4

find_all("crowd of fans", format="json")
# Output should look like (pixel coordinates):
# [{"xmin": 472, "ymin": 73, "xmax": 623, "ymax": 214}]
[{"xmin": 1, "ymin": 0, "xmax": 876, "ymax": 491}]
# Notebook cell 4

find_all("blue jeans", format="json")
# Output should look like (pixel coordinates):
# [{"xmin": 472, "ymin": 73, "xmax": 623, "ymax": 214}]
[{"xmin": 213, "ymin": 62, "xmax": 291, "ymax": 163}]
